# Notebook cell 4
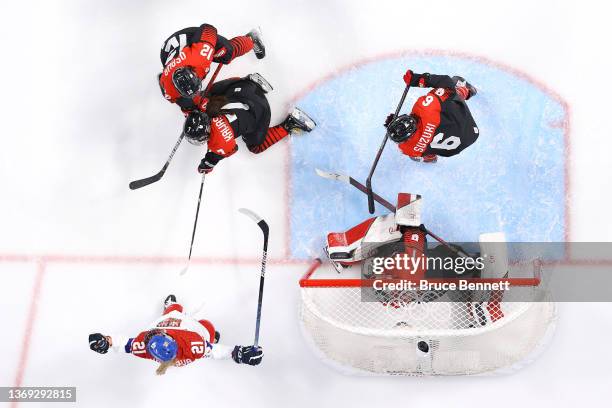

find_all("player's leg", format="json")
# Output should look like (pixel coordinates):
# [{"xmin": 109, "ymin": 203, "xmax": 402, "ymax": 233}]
[
  {"xmin": 198, "ymin": 319, "xmax": 220, "ymax": 343},
  {"xmin": 163, "ymin": 294, "xmax": 183, "ymax": 314},
  {"xmin": 247, "ymin": 107, "xmax": 317, "ymax": 153},
  {"xmin": 213, "ymin": 34, "xmax": 256, "ymax": 65},
  {"xmin": 247, "ymin": 126, "xmax": 289, "ymax": 153}
]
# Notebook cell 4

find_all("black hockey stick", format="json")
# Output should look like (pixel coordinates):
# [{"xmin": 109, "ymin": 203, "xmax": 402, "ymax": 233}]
[
  {"xmin": 179, "ymin": 173, "xmax": 206, "ymax": 276},
  {"xmin": 129, "ymin": 132, "xmax": 185, "ymax": 190},
  {"xmin": 315, "ymin": 169, "xmax": 395, "ymax": 212},
  {"xmin": 238, "ymin": 208, "xmax": 269, "ymax": 347},
  {"xmin": 128, "ymin": 64, "xmax": 223, "ymax": 191},
  {"xmin": 316, "ymin": 168, "xmax": 470, "ymax": 258},
  {"xmin": 366, "ymin": 84, "xmax": 410, "ymax": 214}
]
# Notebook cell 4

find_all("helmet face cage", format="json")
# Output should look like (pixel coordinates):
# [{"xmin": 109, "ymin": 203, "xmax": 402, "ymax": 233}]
[
  {"xmin": 172, "ymin": 67, "xmax": 202, "ymax": 98},
  {"xmin": 388, "ymin": 114, "xmax": 419, "ymax": 144},
  {"xmin": 184, "ymin": 112, "xmax": 211, "ymax": 146}
]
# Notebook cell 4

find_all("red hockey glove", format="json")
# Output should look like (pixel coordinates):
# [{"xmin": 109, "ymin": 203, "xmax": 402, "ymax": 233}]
[{"xmin": 403, "ymin": 69, "xmax": 413, "ymax": 85}]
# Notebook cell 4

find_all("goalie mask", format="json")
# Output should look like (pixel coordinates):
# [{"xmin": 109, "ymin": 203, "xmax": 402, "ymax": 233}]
[
  {"xmin": 183, "ymin": 111, "xmax": 211, "ymax": 145},
  {"xmin": 147, "ymin": 334, "xmax": 178, "ymax": 362},
  {"xmin": 172, "ymin": 67, "xmax": 202, "ymax": 98},
  {"xmin": 388, "ymin": 114, "xmax": 419, "ymax": 144}
]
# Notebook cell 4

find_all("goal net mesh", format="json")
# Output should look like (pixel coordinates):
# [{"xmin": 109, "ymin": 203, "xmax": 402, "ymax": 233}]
[{"xmin": 300, "ymin": 264, "xmax": 556, "ymax": 376}]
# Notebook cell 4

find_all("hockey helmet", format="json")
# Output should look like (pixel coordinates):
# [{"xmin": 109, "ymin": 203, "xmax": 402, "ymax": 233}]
[
  {"xmin": 183, "ymin": 111, "xmax": 211, "ymax": 145},
  {"xmin": 147, "ymin": 334, "xmax": 178, "ymax": 362},
  {"xmin": 172, "ymin": 67, "xmax": 202, "ymax": 98},
  {"xmin": 387, "ymin": 114, "xmax": 418, "ymax": 143}
]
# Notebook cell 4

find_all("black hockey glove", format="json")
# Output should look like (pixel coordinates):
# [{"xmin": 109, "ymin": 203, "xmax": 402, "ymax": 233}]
[
  {"xmin": 232, "ymin": 345, "xmax": 263, "ymax": 366},
  {"xmin": 198, "ymin": 151, "xmax": 224, "ymax": 174},
  {"xmin": 89, "ymin": 333, "xmax": 110, "ymax": 354},
  {"xmin": 384, "ymin": 114, "xmax": 395, "ymax": 128},
  {"xmin": 198, "ymin": 158, "xmax": 216, "ymax": 174}
]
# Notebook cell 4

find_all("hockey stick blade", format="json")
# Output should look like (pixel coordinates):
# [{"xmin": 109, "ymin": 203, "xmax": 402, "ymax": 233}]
[
  {"xmin": 129, "ymin": 171, "xmax": 164, "ymax": 190},
  {"xmin": 315, "ymin": 168, "xmax": 350, "ymax": 184},
  {"xmin": 238, "ymin": 208, "xmax": 270, "ymax": 236},
  {"xmin": 129, "ymin": 133, "xmax": 185, "ymax": 190}
]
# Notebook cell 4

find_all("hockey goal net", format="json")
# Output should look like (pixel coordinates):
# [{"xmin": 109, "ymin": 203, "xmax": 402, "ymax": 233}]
[{"xmin": 299, "ymin": 259, "xmax": 556, "ymax": 376}]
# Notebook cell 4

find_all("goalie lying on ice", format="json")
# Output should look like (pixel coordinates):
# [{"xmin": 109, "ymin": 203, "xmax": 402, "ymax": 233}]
[
  {"xmin": 324, "ymin": 193, "xmax": 485, "ymax": 280},
  {"xmin": 88, "ymin": 295, "xmax": 263, "ymax": 375}
]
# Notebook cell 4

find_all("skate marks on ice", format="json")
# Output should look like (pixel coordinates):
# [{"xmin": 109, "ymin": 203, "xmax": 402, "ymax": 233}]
[{"xmin": 289, "ymin": 53, "xmax": 568, "ymax": 259}]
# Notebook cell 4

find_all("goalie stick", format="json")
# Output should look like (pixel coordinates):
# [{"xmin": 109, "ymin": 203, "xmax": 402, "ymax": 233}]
[
  {"xmin": 128, "ymin": 63, "xmax": 223, "ymax": 190},
  {"xmin": 315, "ymin": 168, "xmax": 395, "ymax": 211},
  {"xmin": 315, "ymin": 168, "xmax": 471, "ymax": 259},
  {"xmin": 238, "ymin": 208, "xmax": 269, "ymax": 347},
  {"xmin": 366, "ymin": 84, "xmax": 411, "ymax": 213}
]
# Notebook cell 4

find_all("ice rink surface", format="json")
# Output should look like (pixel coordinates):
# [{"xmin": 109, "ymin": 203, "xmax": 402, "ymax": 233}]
[{"xmin": 1, "ymin": 0, "xmax": 611, "ymax": 407}]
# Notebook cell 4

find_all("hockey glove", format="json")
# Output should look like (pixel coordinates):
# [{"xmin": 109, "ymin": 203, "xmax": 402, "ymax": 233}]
[
  {"xmin": 232, "ymin": 345, "xmax": 263, "ymax": 366},
  {"xmin": 452, "ymin": 76, "xmax": 477, "ymax": 100},
  {"xmin": 384, "ymin": 113, "xmax": 395, "ymax": 128},
  {"xmin": 89, "ymin": 333, "xmax": 110, "ymax": 354},
  {"xmin": 198, "ymin": 158, "xmax": 215, "ymax": 174},
  {"xmin": 403, "ymin": 69, "xmax": 413, "ymax": 85}
]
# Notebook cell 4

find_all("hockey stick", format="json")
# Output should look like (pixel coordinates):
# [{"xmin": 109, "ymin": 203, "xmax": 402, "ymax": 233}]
[
  {"xmin": 238, "ymin": 208, "xmax": 269, "ymax": 347},
  {"xmin": 129, "ymin": 132, "xmax": 185, "ymax": 190},
  {"xmin": 315, "ymin": 168, "xmax": 395, "ymax": 212},
  {"xmin": 317, "ymin": 168, "xmax": 470, "ymax": 258},
  {"xmin": 128, "ymin": 64, "xmax": 223, "ymax": 191},
  {"xmin": 179, "ymin": 172, "xmax": 206, "ymax": 276},
  {"xmin": 366, "ymin": 84, "xmax": 410, "ymax": 214}
]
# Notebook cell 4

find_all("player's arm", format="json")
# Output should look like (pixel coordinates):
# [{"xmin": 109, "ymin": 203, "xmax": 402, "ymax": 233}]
[
  {"xmin": 198, "ymin": 116, "xmax": 238, "ymax": 174},
  {"xmin": 403, "ymin": 70, "xmax": 477, "ymax": 99},
  {"xmin": 404, "ymin": 70, "xmax": 455, "ymax": 89},
  {"xmin": 204, "ymin": 342, "xmax": 263, "ymax": 366},
  {"xmin": 190, "ymin": 23, "xmax": 218, "ymax": 47}
]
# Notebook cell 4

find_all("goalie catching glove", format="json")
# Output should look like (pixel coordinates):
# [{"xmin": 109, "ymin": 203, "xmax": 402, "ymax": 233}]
[{"xmin": 232, "ymin": 345, "xmax": 263, "ymax": 366}]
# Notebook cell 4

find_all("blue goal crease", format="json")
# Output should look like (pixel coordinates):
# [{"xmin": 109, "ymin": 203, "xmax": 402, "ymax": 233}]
[{"xmin": 289, "ymin": 56, "xmax": 567, "ymax": 260}]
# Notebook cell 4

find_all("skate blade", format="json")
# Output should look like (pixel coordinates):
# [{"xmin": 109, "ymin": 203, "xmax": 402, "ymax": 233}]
[{"xmin": 248, "ymin": 73, "xmax": 273, "ymax": 93}]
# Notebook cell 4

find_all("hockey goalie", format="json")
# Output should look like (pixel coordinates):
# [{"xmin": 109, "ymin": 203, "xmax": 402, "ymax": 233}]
[
  {"xmin": 324, "ymin": 192, "xmax": 510, "ymax": 324},
  {"xmin": 88, "ymin": 295, "xmax": 263, "ymax": 375}
]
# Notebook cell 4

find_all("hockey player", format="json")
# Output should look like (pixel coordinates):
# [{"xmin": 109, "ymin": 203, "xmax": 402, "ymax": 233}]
[
  {"xmin": 183, "ymin": 74, "xmax": 316, "ymax": 174},
  {"xmin": 158, "ymin": 23, "xmax": 265, "ymax": 113},
  {"xmin": 88, "ymin": 295, "xmax": 263, "ymax": 375},
  {"xmin": 384, "ymin": 70, "xmax": 479, "ymax": 163}
]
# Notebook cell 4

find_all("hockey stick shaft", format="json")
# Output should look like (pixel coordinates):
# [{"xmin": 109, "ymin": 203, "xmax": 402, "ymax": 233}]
[
  {"xmin": 128, "ymin": 64, "xmax": 223, "ymax": 191},
  {"xmin": 187, "ymin": 173, "xmax": 206, "ymax": 260},
  {"xmin": 366, "ymin": 84, "xmax": 410, "ymax": 213},
  {"xmin": 238, "ymin": 209, "xmax": 269, "ymax": 347},
  {"xmin": 315, "ymin": 169, "xmax": 396, "ymax": 212},
  {"xmin": 204, "ymin": 63, "xmax": 222, "ymax": 94},
  {"xmin": 420, "ymin": 226, "xmax": 471, "ymax": 258}
]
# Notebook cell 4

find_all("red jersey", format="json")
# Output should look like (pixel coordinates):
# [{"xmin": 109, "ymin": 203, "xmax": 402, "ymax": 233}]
[
  {"xmin": 126, "ymin": 308, "xmax": 214, "ymax": 367},
  {"xmin": 158, "ymin": 25, "xmax": 218, "ymax": 104},
  {"xmin": 398, "ymin": 87, "xmax": 479, "ymax": 158},
  {"xmin": 207, "ymin": 115, "xmax": 239, "ymax": 158}
]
